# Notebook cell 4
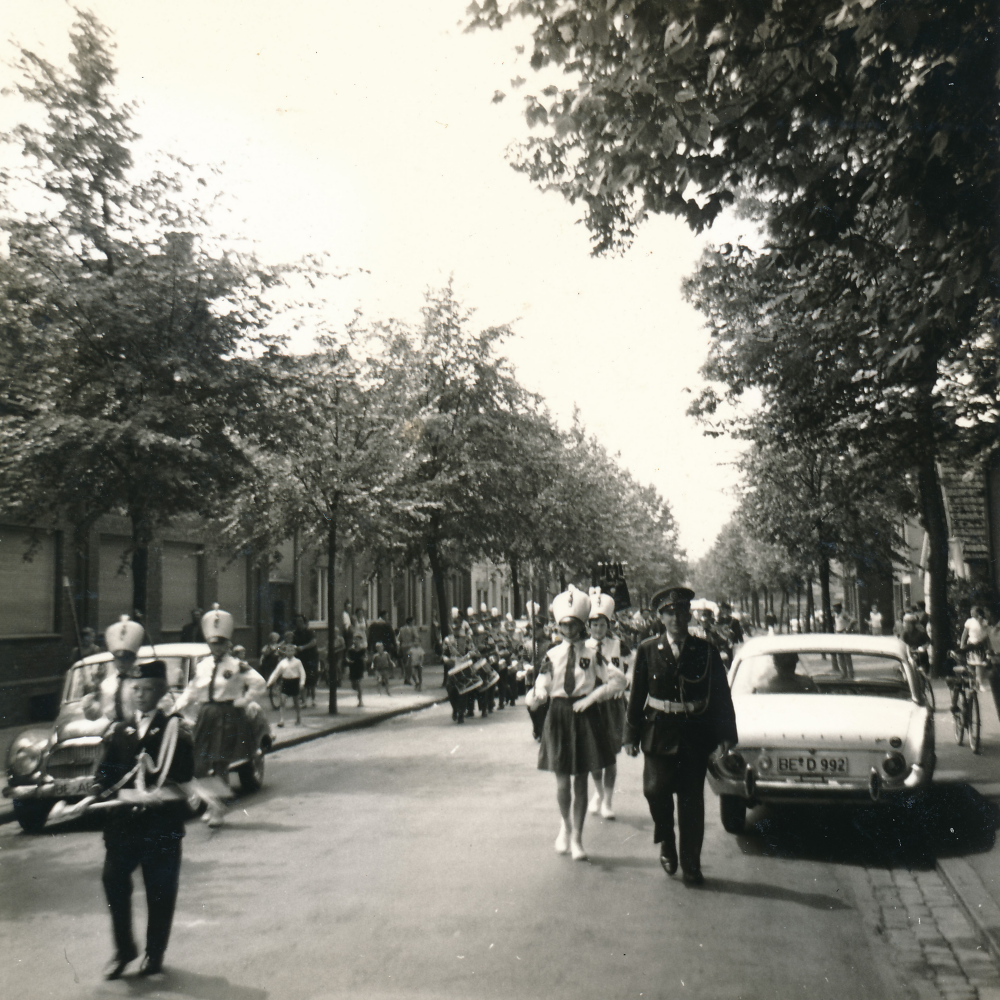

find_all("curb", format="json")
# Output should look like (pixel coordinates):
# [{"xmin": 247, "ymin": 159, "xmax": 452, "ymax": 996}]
[
  {"xmin": 0, "ymin": 691, "xmax": 450, "ymax": 828},
  {"xmin": 937, "ymin": 856, "xmax": 1000, "ymax": 967}
]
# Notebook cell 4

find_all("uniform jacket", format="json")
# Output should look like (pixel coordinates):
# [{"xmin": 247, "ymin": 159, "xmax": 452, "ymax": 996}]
[
  {"xmin": 94, "ymin": 709, "xmax": 195, "ymax": 843},
  {"xmin": 533, "ymin": 639, "xmax": 626, "ymax": 702},
  {"xmin": 174, "ymin": 654, "xmax": 266, "ymax": 712},
  {"xmin": 624, "ymin": 632, "xmax": 737, "ymax": 756}
]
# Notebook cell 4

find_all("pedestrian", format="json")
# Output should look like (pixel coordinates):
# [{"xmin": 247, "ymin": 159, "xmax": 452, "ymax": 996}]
[
  {"xmin": 341, "ymin": 600, "xmax": 354, "ymax": 647},
  {"xmin": 407, "ymin": 641, "xmax": 425, "ymax": 691},
  {"xmin": 372, "ymin": 642, "xmax": 393, "ymax": 695},
  {"xmin": 332, "ymin": 625, "xmax": 346, "ymax": 688},
  {"xmin": 397, "ymin": 616, "xmax": 420, "ymax": 685},
  {"xmin": 345, "ymin": 631, "xmax": 368, "ymax": 707},
  {"xmin": 868, "ymin": 604, "xmax": 884, "ymax": 636},
  {"xmin": 960, "ymin": 605, "xmax": 990, "ymax": 691},
  {"xmin": 92, "ymin": 659, "xmax": 195, "ymax": 978},
  {"xmin": 586, "ymin": 590, "xmax": 632, "ymax": 821},
  {"xmin": 624, "ymin": 586, "xmax": 738, "ymax": 885},
  {"xmin": 292, "ymin": 614, "xmax": 319, "ymax": 708},
  {"xmin": 367, "ymin": 610, "xmax": 398, "ymax": 667},
  {"xmin": 259, "ymin": 632, "xmax": 282, "ymax": 681},
  {"xmin": 267, "ymin": 643, "xmax": 306, "ymax": 727},
  {"xmin": 179, "ymin": 608, "xmax": 204, "ymax": 644},
  {"xmin": 82, "ymin": 616, "xmax": 147, "ymax": 723},
  {"xmin": 71, "ymin": 626, "xmax": 103, "ymax": 664},
  {"xmin": 173, "ymin": 605, "xmax": 266, "ymax": 828},
  {"xmin": 527, "ymin": 588, "xmax": 626, "ymax": 862},
  {"xmin": 832, "ymin": 602, "xmax": 856, "ymax": 678}
]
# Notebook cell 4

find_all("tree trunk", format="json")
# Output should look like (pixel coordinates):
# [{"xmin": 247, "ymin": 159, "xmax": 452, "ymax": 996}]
[
  {"xmin": 806, "ymin": 576, "xmax": 814, "ymax": 633},
  {"xmin": 427, "ymin": 534, "xmax": 450, "ymax": 642},
  {"xmin": 130, "ymin": 514, "xmax": 149, "ymax": 625},
  {"xmin": 819, "ymin": 557, "xmax": 833, "ymax": 632},
  {"xmin": 751, "ymin": 589, "xmax": 760, "ymax": 627},
  {"xmin": 510, "ymin": 558, "xmax": 521, "ymax": 617},
  {"xmin": 915, "ymin": 429, "xmax": 952, "ymax": 676},
  {"xmin": 327, "ymin": 511, "xmax": 338, "ymax": 715},
  {"xmin": 796, "ymin": 581, "xmax": 802, "ymax": 633}
]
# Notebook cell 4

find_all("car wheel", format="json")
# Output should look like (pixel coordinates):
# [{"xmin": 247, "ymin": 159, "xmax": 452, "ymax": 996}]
[
  {"xmin": 238, "ymin": 748, "xmax": 266, "ymax": 792},
  {"xmin": 719, "ymin": 795, "xmax": 746, "ymax": 834},
  {"xmin": 13, "ymin": 800, "xmax": 52, "ymax": 834}
]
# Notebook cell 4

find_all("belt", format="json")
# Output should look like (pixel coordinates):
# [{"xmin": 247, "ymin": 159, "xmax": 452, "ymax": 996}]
[{"xmin": 646, "ymin": 695, "xmax": 706, "ymax": 715}]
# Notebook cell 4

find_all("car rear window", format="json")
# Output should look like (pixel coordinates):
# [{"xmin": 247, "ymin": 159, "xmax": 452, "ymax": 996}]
[
  {"xmin": 64, "ymin": 657, "xmax": 187, "ymax": 702},
  {"xmin": 732, "ymin": 651, "xmax": 911, "ymax": 699}
]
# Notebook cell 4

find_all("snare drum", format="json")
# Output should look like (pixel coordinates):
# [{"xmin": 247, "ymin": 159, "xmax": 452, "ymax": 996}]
[{"xmin": 448, "ymin": 658, "xmax": 482, "ymax": 695}]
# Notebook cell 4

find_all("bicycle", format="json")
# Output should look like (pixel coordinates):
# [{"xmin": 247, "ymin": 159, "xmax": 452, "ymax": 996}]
[
  {"xmin": 912, "ymin": 646, "xmax": 935, "ymax": 712},
  {"xmin": 947, "ymin": 664, "xmax": 981, "ymax": 754}
]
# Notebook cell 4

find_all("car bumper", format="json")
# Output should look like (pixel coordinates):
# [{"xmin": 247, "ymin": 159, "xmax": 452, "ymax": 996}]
[
  {"xmin": 707, "ymin": 763, "xmax": 932, "ymax": 805},
  {"xmin": 4, "ymin": 777, "xmax": 96, "ymax": 801}
]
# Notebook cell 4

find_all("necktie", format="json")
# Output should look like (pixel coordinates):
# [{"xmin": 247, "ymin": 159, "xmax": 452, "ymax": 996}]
[
  {"xmin": 564, "ymin": 643, "xmax": 576, "ymax": 697},
  {"xmin": 209, "ymin": 660, "xmax": 220, "ymax": 702}
]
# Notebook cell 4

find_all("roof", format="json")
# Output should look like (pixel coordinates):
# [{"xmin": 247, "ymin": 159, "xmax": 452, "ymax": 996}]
[
  {"xmin": 73, "ymin": 643, "xmax": 210, "ymax": 667},
  {"xmin": 737, "ymin": 633, "xmax": 909, "ymax": 658},
  {"xmin": 940, "ymin": 463, "xmax": 990, "ymax": 562}
]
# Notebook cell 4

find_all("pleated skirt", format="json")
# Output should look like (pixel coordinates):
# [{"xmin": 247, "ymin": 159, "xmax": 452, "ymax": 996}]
[
  {"xmin": 192, "ymin": 701, "xmax": 253, "ymax": 778},
  {"xmin": 538, "ymin": 696, "xmax": 617, "ymax": 776},
  {"xmin": 601, "ymin": 695, "xmax": 627, "ymax": 755}
]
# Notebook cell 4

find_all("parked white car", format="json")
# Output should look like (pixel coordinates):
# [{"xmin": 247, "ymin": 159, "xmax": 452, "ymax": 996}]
[{"xmin": 707, "ymin": 634, "xmax": 935, "ymax": 834}]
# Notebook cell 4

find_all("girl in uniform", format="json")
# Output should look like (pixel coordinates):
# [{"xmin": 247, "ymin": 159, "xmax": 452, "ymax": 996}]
[
  {"xmin": 586, "ymin": 590, "xmax": 633, "ymax": 820},
  {"xmin": 527, "ymin": 588, "xmax": 626, "ymax": 861}
]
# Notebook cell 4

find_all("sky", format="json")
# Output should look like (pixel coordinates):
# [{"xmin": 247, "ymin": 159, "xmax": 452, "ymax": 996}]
[{"xmin": 0, "ymin": 0, "xmax": 750, "ymax": 559}]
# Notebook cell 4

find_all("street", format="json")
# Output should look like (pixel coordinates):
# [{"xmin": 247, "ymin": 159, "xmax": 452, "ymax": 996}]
[{"xmin": 0, "ymin": 694, "xmax": 958, "ymax": 1000}]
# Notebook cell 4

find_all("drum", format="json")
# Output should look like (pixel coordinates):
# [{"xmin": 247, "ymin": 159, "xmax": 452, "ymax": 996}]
[
  {"xmin": 477, "ymin": 661, "xmax": 500, "ymax": 690},
  {"xmin": 448, "ymin": 659, "xmax": 482, "ymax": 695}
]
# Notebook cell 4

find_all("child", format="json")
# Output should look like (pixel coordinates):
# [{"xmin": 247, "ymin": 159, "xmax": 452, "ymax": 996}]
[
  {"xmin": 259, "ymin": 632, "xmax": 282, "ymax": 682},
  {"xmin": 345, "ymin": 632, "xmax": 368, "ymax": 707},
  {"xmin": 267, "ymin": 644, "xmax": 306, "ymax": 727},
  {"xmin": 372, "ymin": 642, "xmax": 393, "ymax": 696},
  {"xmin": 407, "ymin": 642, "xmax": 425, "ymax": 692}
]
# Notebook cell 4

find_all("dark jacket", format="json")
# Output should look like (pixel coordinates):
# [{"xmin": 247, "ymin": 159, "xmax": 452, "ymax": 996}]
[
  {"xmin": 367, "ymin": 619, "xmax": 397, "ymax": 656},
  {"xmin": 94, "ymin": 709, "xmax": 195, "ymax": 843},
  {"xmin": 625, "ymin": 632, "xmax": 737, "ymax": 756}
]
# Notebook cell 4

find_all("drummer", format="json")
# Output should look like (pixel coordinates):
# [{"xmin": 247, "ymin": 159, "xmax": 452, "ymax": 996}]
[
  {"xmin": 173, "ymin": 605, "xmax": 265, "ymax": 828},
  {"xmin": 586, "ymin": 590, "xmax": 633, "ymax": 820},
  {"xmin": 83, "ymin": 616, "xmax": 148, "ymax": 723}
]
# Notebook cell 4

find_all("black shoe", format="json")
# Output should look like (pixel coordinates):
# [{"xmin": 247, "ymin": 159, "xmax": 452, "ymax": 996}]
[
  {"xmin": 103, "ymin": 952, "xmax": 137, "ymax": 980},
  {"xmin": 659, "ymin": 845, "xmax": 678, "ymax": 876},
  {"xmin": 681, "ymin": 867, "xmax": 705, "ymax": 886},
  {"xmin": 138, "ymin": 954, "xmax": 164, "ymax": 976}
]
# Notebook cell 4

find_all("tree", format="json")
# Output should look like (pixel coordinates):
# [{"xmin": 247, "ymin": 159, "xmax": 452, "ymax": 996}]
[
  {"xmin": 0, "ymin": 13, "xmax": 295, "ymax": 620},
  {"xmin": 473, "ymin": 0, "xmax": 998, "ymax": 666}
]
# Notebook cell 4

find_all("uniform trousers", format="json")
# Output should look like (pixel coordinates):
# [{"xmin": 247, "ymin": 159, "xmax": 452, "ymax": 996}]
[
  {"xmin": 642, "ymin": 744, "xmax": 709, "ymax": 870},
  {"xmin": 102, "ymin": 833, "xmax": 182, "ymax": 962}
]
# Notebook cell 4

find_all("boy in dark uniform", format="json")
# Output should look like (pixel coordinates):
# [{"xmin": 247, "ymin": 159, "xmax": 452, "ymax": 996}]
[
  {"xmin": 91, "ymin": 660, "xmax": 195, "ymax": 978},
  {"xmin": 625, "ymin": 586, "xmax": 737, "ymax": 885}
]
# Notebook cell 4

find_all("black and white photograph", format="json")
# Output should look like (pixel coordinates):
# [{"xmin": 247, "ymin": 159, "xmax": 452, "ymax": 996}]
[{"xmin": 1, "ymin": 2, "xmax": 998, "ymax": 998}]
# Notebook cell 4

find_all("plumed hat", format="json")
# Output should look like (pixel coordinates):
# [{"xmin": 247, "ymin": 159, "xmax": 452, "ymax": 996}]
[
  {"xmin": 105, "ymin": 615, "xmax": 144, "ymax": 656},
  {"xmin": 506, "ymin": 612, "xmax": 514, "ymax": 623},
  {"xmin": 588, "ymin": 588, "xmax": 616, "ymax": 622},
  {"xmin": 466, "ymin": 606, "xmax": 475, "ymax": 618},
  {"xmin": 551, "ymin": 589, "xmax": 592, "ymax": 625},
  {"xmin": 480, "ymin": 602, "xmax": 488, "ymax": 615},
  {"xmin": 451, "ymin": 607, "xmax": 460, "ymax": 620},
  {"xmin": 524, "ymin": 601, "xmax": 540, "ymax": 617},
  {"xmin": 201, "ymin": 603, "xmax": 234, "ymax": 641},
  {"xmin": 651, "ymin": 586, "xmax": 695, "ymax": 613}
]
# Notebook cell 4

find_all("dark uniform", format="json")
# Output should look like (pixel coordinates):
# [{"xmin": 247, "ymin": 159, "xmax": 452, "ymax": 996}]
[
  {"xmin": 95, "ymin": 700, "xmax": 194, "ymax": 974},
  {"xmin": 625, "ymin": 588, "xmax": 737, "ymax": 883}
]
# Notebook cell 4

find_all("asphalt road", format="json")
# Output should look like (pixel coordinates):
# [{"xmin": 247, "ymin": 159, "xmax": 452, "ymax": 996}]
[{"xmin": 0, "ymin": 698, "xmax": 977, "ymax": 1000}]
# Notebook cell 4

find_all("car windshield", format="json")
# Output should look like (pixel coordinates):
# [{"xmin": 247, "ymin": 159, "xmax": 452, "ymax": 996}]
[
  {"xmin": 63, "ymin": 657, "xmax": 188, "ymax": 702},
  {"xmin": 731, "ymin": 651, "xmax": 912, "ymax": 700}
]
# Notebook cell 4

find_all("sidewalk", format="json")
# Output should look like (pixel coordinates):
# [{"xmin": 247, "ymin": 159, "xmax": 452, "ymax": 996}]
[
  {"xmin": 930, "ymin": 678, "xmax": 1000, "ymax": 967},
  {"xmin": 0, "ymin": 665, "xmax": 450, "ymax": 827}
]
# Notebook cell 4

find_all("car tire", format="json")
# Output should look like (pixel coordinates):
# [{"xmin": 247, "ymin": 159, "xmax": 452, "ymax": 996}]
[
  {"xmin": 238, "ymin": 748, "xmax": 266, "ymax": 792},
  {"xmin": 719, "ymin": 795, "xmax": 746, "ymax": 834},
  {"xmin": 13, "ymin": 800, "xmax": 52, "ymax": 834}
]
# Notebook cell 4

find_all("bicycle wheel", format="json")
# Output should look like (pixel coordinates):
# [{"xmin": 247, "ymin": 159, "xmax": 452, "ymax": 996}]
[
  {"xmin": 954, "ymin": 689, "xmax": 967, "ymax": 745},
  {"xmin": 969, "ymin": 691, "xmax": 982, "ymax": 754},
  {"xmin": 922, "ymin": 673, "xmax": 936, "ymax": 712},
  {"xmin": 268, "ymin": 685, "xmax": 281, "ymax": 710}
]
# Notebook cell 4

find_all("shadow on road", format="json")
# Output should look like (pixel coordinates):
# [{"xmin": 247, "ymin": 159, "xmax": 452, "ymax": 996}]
[
  {"xmin": 104, "ymin": 968, "xmax": 268, "ymax": 999},
  {"xmin": 734, "ymin": 783, "xmax": 1000, "ymax": 868},
  {"xmin": 699, "ymin": 877, "xmax": 852, "ymax": 910}
]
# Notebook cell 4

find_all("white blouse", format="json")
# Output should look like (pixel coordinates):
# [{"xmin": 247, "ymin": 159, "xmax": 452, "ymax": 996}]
[
  {"xmin": 174, "ymin": 654, "xmax": 266, "ymax": 711},
  {"xmin": 533, "ymin": 639, "xmax": 626, "ymax": 702}
]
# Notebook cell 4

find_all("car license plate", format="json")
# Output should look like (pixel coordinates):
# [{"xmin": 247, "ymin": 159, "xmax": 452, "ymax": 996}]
[
  {"xmin": 47, "ymin": 777, "xmax": 94, "ymax": 797},
  {"xmin": 776, "ymin": 754, "xmax": 849, "ymax": 776}
]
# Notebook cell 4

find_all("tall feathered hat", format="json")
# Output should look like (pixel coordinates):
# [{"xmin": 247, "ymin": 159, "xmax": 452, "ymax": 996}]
[
  {"xmin": 480, "ymin": 602, "xmax": 489, "ymax": 615},
  {"xmin": 451, "ymin": 607, "xmax": 460, "ymax": 620},
  {"xmin": 551, "ymin": 589, "xmax": 592, "ymax": 625},
  {"xmin": 524, "ymin": 600, "xmax": 540, "ymax": 618},
  {"xmin": 466, "ymin": 606, "xmax": 475, "ymax": 618},
  {"xmin": 201, "ymin": 603, "xmax": 234, "ymax": 641},
  {"xmin": 105, "ymin": 615, "xmax": 144, "ymax": 656},
  {"xmin": 588, "ymin": 588, "xmax": 616, "ymax": 622}
]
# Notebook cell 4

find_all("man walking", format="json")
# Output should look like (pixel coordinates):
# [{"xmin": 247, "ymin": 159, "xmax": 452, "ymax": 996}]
[{"xmin": 624, "ymin": 586, "xmax": 737, "ymax": 886}]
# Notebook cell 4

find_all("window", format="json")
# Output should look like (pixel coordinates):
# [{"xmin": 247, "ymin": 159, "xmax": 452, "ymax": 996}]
[
  {"xmin": 0, "ymin": 526, "xmax": 56, "ymax": 636},
  {"xmin": 162, "ymin": 543, "xmax": 202, "ymax": 630},
  {"xmin": 217, "ymin": 555, "xmax": 248, "ymax": 626},
  {"xmin": 99, "ymin": 536, "xmax": 133, "ymax": 629}
]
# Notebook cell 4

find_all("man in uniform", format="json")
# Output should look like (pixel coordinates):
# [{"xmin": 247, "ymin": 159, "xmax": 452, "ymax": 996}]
[
  {"xmin": 625, "ymin": 586, "xmax": 737, "ymax": 885},
  {"xmin": 83, "ymin": 616, "xmax": 147, "ymax": 723},
  {"xmin": 93, "ymin": 660, "xmax": 195, "ymax": 978}
]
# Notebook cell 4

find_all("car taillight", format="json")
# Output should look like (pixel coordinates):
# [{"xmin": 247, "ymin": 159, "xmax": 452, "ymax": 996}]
[
  {"xmin": 722, "ymin": 751, "xmax": 745, "ymax": 776},
  {"xmin": 882, "ymin": 752, "xmax": 907, "ymax": 778}
]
